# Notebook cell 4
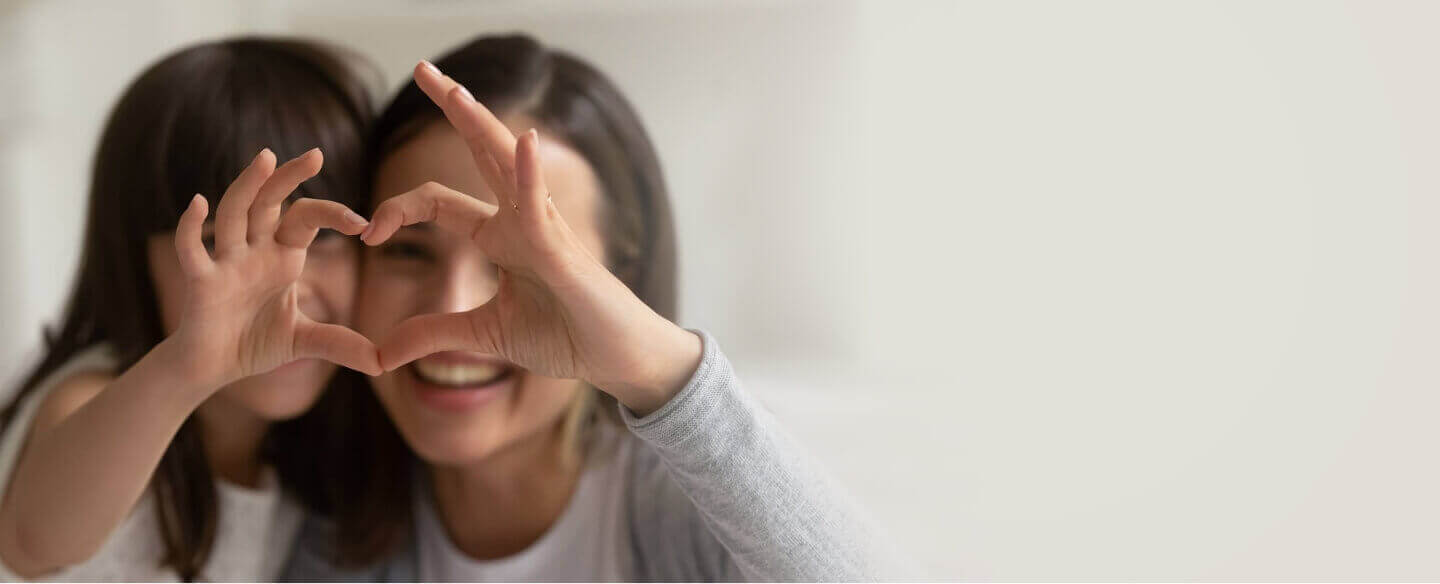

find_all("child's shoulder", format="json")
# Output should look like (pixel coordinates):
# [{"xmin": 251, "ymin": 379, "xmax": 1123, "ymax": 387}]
[
  {"xmin": 31, "ymin": 371, "xmax": 113, "ymax": 434},
  {"xmin": 26, "ymin": 345, "xmax": 120, "ymax": 436}
]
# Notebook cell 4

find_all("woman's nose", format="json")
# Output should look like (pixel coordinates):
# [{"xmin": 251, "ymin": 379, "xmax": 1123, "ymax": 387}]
[
  {"xmin": 292, "ymin": 278, "xmax": 331, "ymax": 324},
  {"xmin": 432, "ymin": 260, "xmax": 499, "ymax": 314}
]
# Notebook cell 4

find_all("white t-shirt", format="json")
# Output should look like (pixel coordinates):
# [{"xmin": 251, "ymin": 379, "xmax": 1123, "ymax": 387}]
[
  {"xmin": 414, "ymin": 421, "xmax": 637, "ymax": 582},
  {"xmin": 0, "ymin": 345, "xmax": 303, "ymax": 582}
]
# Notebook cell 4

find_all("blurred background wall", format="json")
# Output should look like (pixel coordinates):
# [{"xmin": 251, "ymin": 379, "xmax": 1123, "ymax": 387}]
[{"xmin": 2, "ymin": 0, "xmax": 1439, "ymax": 579}]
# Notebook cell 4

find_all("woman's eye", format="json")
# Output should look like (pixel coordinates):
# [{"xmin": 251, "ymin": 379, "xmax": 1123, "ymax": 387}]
[
  {"xmin": 308, "ymin": 229, "xmax": 353, "ymax": 253},
  {"xmin": 377, "ymin": 241, "xmax": 435, "ymax": 262},
  {"xmin": 309, "ymin": 229, "xmax": 344, "ymax": 246}
]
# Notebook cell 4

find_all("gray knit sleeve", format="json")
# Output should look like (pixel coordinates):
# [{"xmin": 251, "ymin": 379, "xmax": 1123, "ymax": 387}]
[{"xmin": 619, "ymin": 330, "xmax": 897, "ymax": 581}]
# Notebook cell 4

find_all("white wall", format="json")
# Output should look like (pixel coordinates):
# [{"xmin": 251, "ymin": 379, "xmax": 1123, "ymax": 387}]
[{"xmin": 3, "ymin": 0, "xmax": 1439, "ymax": 579}]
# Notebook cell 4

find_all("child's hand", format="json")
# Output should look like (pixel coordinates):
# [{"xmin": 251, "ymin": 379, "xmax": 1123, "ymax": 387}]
[
  {"xmin": 363, "ymin": 62, "xmax": 699, "ymax": 416},
  {"xmin": 170, "ymin": 148, "xmax": 381, "ymax": 390}
]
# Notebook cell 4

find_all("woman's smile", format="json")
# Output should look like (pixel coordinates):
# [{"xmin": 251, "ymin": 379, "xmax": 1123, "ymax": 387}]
[{"xmin": 404, "ymin": 353, "xmax": 520, "ymax": 412}]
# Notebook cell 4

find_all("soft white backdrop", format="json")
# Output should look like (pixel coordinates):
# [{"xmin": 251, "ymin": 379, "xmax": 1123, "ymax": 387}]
[{"xmin": 3, "ymin": 0, "xmax": 1439, "ymax": 579}]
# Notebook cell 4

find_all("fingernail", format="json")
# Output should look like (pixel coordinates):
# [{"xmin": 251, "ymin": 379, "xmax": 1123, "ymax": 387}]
[
  {"xmin": 359, "ymin": 223, "xmax": 375, "ymax": 242},
  {"xmin": 456, "ymin": 84, "xmax": 475, "ymax": 102},
  {"xmin": 529, "ymin": 128, "xmax": 539, "ymax": 144},
  {"xmin": 420, "ymin": 60, "xmax": 440, "ymax": 76},
  {"xmin": 344, "ymin": 209, "xmax": 366, "ymax": 225}
]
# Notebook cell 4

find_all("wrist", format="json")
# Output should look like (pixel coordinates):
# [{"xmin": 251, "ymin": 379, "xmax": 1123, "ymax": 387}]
[
  {"xmin": 148, "ymin": 334, "xmax": 230, "ymax": 406},
  {"xmin": 611, "ymin": 324, "xmax": 703, "ymax": 417}
]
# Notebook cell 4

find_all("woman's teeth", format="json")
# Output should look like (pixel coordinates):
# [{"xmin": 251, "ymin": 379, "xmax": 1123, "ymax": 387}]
[{"xmin": 413, "ymin": 360, "xmax": 507, "ymax": 387}]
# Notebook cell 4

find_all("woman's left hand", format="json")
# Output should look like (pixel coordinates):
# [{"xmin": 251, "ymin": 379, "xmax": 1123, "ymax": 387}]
[{"xmin": 363, "ymin": 61, "xmax": 701, "ymax": 416}]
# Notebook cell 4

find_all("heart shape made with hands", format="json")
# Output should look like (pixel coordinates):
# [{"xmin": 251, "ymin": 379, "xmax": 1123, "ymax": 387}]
[
  {"xmin": 175, "ymin": 105, "xmax": 594, "ymax": 387},
  {"xmin": 176, "ymin": 59, "xmax": 697, "ymax": 415},
  {"xmin": 175, "ymin": 132, "xmax": 578, "ymax": 388}
]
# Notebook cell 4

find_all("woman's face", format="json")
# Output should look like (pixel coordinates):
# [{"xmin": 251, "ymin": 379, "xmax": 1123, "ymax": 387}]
[
  {"xmin": 146, "ymin": 210, "xmax": 360, "ymax": 420},
  {"xmin": 359, "ymin": 119, "xmax": 608, "ymax": 466}
]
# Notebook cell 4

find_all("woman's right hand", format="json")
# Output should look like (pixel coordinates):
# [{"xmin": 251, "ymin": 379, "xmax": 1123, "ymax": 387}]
[
  {"xmin": 361, "ymin": 62, "xmax": 700, "ymax": 416},
  {"xmin": 167, "ymin": 148, "xmax": 381, "ymax": 391}
]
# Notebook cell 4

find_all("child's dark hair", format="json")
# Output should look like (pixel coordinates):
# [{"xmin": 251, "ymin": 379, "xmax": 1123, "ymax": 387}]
[{"xmin": 0, "ymin": 37, "xmax": 375, "ymax": 580}]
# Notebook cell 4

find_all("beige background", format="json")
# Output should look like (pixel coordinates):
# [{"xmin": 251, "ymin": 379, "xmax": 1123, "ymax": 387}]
[{"xmin": 2, "ymin": 0, "xmax": 1439, "ymax": 579}]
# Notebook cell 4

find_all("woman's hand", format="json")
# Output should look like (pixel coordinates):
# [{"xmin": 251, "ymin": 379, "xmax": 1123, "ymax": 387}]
[
  {"xmin": 363, "ymin": 61, "xmax": 700, "ymax": 415},
  {"xmin": 169, "ymin": 148, "xmax": 381, "ymax": 391}
]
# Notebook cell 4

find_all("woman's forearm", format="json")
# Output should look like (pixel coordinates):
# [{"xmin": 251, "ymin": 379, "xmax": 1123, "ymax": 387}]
[
  {"xmin": 621, "ymin": 330, "xmax": 898, "ymax": 581},
  {"xmin": 0, "ymin": 337, "xmax": 212, "ymax": 576}
]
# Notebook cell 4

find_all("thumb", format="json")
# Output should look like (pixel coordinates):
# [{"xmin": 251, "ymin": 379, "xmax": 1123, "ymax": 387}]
[
  {"xmin": 377, "ymin": 306, "xmax": 501, "ymax": 372},
  {"xmin": 292, "ymin": 318, "xmax": 382, "ymax": 376}
]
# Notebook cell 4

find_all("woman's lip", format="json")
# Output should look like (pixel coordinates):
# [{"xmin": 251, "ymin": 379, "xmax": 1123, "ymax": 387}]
[{"xmin": 404, "ymin": 364, "xmax": 515, "ymax": 412}]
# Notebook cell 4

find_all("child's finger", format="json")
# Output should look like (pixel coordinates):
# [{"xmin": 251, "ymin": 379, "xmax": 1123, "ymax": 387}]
[
  {"xmin": 274, "ymin": 198, "xmax": 368, "ymax": 249},
  {"xmin": 215, "ymin": 149, "xmax": 276, "ymax": 254},
  {"xmin": 174, "ymin": 194, "xmax": 213, "ymax": 276},
  {"xmin": 250, "ymin": 149, "xmax": 323, "ymax": 243}
]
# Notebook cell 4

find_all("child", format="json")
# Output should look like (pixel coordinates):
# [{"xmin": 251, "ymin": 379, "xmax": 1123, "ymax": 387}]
[{"xmin": 0, "ymin": 37, "xmax": 378, "ymax": 581}]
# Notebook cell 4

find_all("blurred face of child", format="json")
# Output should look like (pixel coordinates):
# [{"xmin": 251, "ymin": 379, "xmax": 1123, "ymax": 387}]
[{"xmin": 146, "ymin": 221, "xmax": 359, "ymax": 420}]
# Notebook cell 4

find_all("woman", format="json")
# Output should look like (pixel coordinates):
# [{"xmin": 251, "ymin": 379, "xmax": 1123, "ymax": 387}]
[
  {"xmin": 0, "ymin": 38, "xmax": 379, "ymax": 581},
  {"xmin": 285, "ymin": 35, "xmax": 896, "ymax": 580}
]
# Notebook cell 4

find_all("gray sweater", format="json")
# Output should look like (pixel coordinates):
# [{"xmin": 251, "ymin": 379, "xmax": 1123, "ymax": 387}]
[{"xmin": 281, "ymin": 330, "xmax": 897, "ymax": 581}]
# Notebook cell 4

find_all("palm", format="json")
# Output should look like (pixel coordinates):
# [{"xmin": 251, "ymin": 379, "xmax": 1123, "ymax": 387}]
[
  {"xmin": 171, "ymin": 149, "xmax": 379, "ymax": 388},
  {"xmin": 184, "ymin": 248, "xmax": 305, "ymax": 378},
  {"xmin": 480, "ymin": 270, "xmax": 582, "ymax": 379}
]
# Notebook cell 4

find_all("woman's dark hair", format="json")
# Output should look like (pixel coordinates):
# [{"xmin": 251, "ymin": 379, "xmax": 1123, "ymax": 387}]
[
  {"xmin": 0, "ymin": 37, "xmax": 375, "ymax": 580},
  {"xmin": 308, "ymin": 33, "xmax": 679, "ymax": 565}
]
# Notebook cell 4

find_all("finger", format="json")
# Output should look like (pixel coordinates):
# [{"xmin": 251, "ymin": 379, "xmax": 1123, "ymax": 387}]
[
  {"xmin": 376, "ymin": 308, "xmax": 499, "ymax": 371},
  {"xmin": 293, "ymin": 318, "xmax": 382, "ymax": 376},
  {"xmin": 215, "ymin": 149, "xmax": 277, "ymax": 254},
  {"xmin": 412, "ymin": 63, "xmax": 514, "ymax": 205},
  {"xmin": 514, "ymin": 129, "xmax": 552, "ymax": 219},
  {"xmin": 430, "ymin": 80, "xmax": 517, "ymax": 171},
  {"xmin": 413, "ymin": 62, "xmax": 518, "ymax": 203},
  {"xmin": 466, "ymin": 133, "xmax": 514, "ymax": 213},
  {"xmin": 249, "ymin": 148, "xmax": 323, "ymax": 243},
  {"xmin": 174, "ymin": 194, "xmax": 213, "ymax": 275},
  {"xmin": 412, "ymin": 60, "xmax": 462, "ymax": 115},
  {"xmin": 361, "ymin": 181, "xmax": 498, "ymax": 246},
  {"xmin": 274, "ymin": 198, "xmax": 369, "ymax": 249},
  {"xmin": 445, "ymin": 86, "xmax": 520, "ymax": 199}
]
